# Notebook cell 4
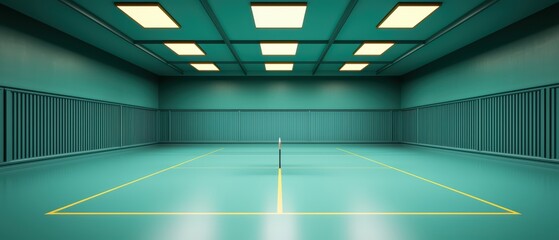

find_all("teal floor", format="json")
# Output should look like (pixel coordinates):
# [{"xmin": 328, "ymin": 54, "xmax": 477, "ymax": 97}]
[{"xmin": 1, "ymin": 144, "xmax": 559, "ymax": 239}]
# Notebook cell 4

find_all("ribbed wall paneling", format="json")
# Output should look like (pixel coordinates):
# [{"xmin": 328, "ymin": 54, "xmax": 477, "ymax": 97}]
[
  {"xmin": 6, "ymin": 90, "xmax": 121, "ymax": 161},
  {"xmin": 417, "ymin": 100, "xmax": 478, "ymax": 150},
  {"xmin": 122, "ymin": 107, "xmax": 157, "ymax": 146},
  {"xmin": 159, "ymin": 110, "xmax": 169, "ymax": 142},
  {"xmin": 239, "ymin": 111, "xmax": 309, "ymax": 142},
  {"xmin": 551, "ymin": 87, "xmax": 558, "ymax": 159},
  {"xmin": 164, "ymin": 110, "xmax": 393, "ymax": 143},
  {"xmin": 401, "ymin": 109, "xmax": 417, "ymax": 143},
  {"xmin": 372, "ymin": 111, "xmax": 394, "ymax": 142},
  {"xmin": 309, "ymin": 111, "xmax": 392, "ymax": 142},
  {"xmin": 0, "ymin": 89, "xmax": 4, "ymax": 162},
  {"xmin": 392, "ymin": 111, "xmax": 402, "ymax": 142},
  {"xmin": 2, "ymin": 84, "xmax": 558, "ymax": 163},
  {"xmin": 169, "ymin": 111, "xmax": 239, "ymax": 142},
  {"xmin": 479, "ymin": 90, "xmax": 542, "ymax": 158}
]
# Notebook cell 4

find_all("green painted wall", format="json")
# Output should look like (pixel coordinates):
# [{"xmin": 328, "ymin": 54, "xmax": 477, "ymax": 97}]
[
  {"xmin": 401, "ymin": 4, "xmax": 559, "ymax": 108},
  {"xmin": 159, "ymin": 77, "xmax": 400, "ymax": 109},
  {"xmin": 0, "ymin": 5, "xmax": 159, "ymax": 108}
]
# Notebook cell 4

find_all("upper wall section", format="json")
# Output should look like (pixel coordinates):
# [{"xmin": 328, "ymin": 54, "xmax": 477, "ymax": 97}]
[
  {"xmin": 401, "ymin": 4, "xmax": 559, "ymax": 108},
  {"xmin": 159, "ymin": 77, "xmax": 400, "ymax": 110},
  {"xmin": 0, "ymin": 5, "xmax": 159, "ymax": 108}
]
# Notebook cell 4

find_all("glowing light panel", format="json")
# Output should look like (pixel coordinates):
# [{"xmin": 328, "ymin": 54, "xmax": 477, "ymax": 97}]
[
  {"xmin": 190, "ymin": 63, "xmax": 219, "ymax": 71},
  {"xmin": 165, "ymin": 42, "xmax": 205, "ymax": 56},
  {"xmin": 340, "ymin": 63, "xmax": 369, "ymax": 71},
  {"xmin": 116, "ymin": 3, "xmax": 179, "ymax": 28},
  {"xmin": 354, "ymin": 42, "xmax": 394, "ymax": 56},
  {"xmin": 265, "ymin": 63, "xmax": 294, "ymax": 71},
  {"xmin": 251, "ymin": 3, "xmax": 307, "ymax": 28},
  {"xmin": 260, "ymin": 42, "xmax": 298, "ymax": 55},
  {"xmin": 378, "ymin": 3, "xmax": 440, "ymax": 28}
]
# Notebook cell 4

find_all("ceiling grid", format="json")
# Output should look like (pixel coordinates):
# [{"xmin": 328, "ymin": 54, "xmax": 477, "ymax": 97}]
[{"xmin": 8, "ymin": 0, "xmax": 551, "ymax": 76}]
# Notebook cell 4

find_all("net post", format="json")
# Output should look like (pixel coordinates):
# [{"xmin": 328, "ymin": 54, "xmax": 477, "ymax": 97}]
[{"xmin": 278, "ymin": 137, "xmax": 282, "ymax": 169}]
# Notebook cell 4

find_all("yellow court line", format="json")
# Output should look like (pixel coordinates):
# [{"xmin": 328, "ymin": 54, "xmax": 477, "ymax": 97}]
[
  {"xmin": 277, "ymin": 168, "xmax": 283, "ymax": 214},
  {"xmin": 284, "ymin": 166, "xmax": 388, "ymax": 170},
  {"xmin": 49, "ymin": 212, "xmax": 277, "ymax": 215},
  {"xmin": 285, "ymin": 212, "xmax": 519, "ymax": 215},
  {"xmin": 173, "ymin": 166, "xmax": 277, "ymax": 170},
  {"xmin": 47, "ymin": 211, "xmax": 519, "ymax": 216},
  {"xmin": 337, "ymin": 148, "xmax": 520, "ymax": 215},
  {"xmin": 46, "ymin": 148, "xmax": 224, "ymax": 215},
  {"xmin": 173, "ymin": 166, "xmax": 386, "ymax": 170}
]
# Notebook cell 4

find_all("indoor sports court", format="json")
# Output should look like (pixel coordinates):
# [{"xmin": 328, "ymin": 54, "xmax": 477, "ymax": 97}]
[{"xmin": 1, "ymin": 0, "xmax": 559, "ymax": 239}]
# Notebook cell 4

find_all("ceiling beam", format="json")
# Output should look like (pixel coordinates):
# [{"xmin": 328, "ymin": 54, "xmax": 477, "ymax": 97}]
[
  {"xmin": 311, "ymin": 0, "xmax": 358, "ymax": 75},
  {"xmin": 58, "ymin": 0, "xmax": 183, "ymax": 74},
  {"xmin": 134, "ymin": 40, "xmax": 425, "ymax": 45},
  {"xmin": 376, "ymin": 0, "xmax": 499, "ymax": 74},
  {"xmin": 199, "ymin": 0, "xmax": 247, "ymax": 75}
]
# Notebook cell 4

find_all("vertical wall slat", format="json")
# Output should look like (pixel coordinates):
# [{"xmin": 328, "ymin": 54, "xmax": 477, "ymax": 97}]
[{"xmin": 2, "ymin": 90, "xmax": 148, "ymax": 162}]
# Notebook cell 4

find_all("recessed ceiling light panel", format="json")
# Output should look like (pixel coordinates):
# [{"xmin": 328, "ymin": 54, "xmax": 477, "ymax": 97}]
[
  {"xmin": 190, "ymin": 63, "xmax": 220, "ymax": 71},
  {"xmin": 260, "ymin": 42, "xmax": 298, "ymax": 55},
  {"xmin": 378, "ymin": 3, "xmax": 441, "ymax": 28},
  {"xmin": 340, "ymin": 63, "xmax": 369, "ymax": 71},
  {"xmin": 265, "ymin": 63, "xmax": 294, "ymax": 71},
  {"xmin": 116, "ymin": 3, "xmax": 180, "ymax": 28},
  {"xmin": 165, "ymin": 42, "xmax": 205, "ymax": 56},
  {"xmin": 251, "ymin": 3, "xmax": 307, "ymax": 28},
  {"xmin": 354, "ymin": 42, "xmax": 395, "ymax": 56}
]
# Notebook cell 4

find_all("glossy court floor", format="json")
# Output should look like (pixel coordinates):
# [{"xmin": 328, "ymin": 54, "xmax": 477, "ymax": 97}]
[{"xmin": 1, "ymin": 144, "xmax": 558, "ymax": 240}]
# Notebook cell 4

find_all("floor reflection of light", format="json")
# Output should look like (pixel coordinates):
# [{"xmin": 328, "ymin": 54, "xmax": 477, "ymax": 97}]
[
  {"xmin": 155, "ymin": 194, "xmax": 218, "ymax": 240},
  {"xmin": 261, "ymin": 215, "xmax": 299, "ymax": 240},
  {"xmin": 159, "ymin": 216, "xmax": 217, "ymax": 240},
  {"xmin": 346, "ymin": 216, "xmax": 405, "ymax": 240},
  {"xmin": 345, "ymin": 195, "xmax": 406, "ymax": 240}
]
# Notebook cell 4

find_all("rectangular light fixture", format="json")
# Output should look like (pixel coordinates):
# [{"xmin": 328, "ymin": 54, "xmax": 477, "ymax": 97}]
[
  {"xmin": 340, "ymin": 63, "xmax": 369, "ymax": 71},
  {"xmin": 251, "ymin": 3, "xmax": 307, "ymax": 28},
  {"xmin": 354, "ymin": 42, "xmax": 395, "ymax": 56},
  {"xmin": 378, "ymin": 3, "xmax": 441, "ymax": 28},
  {"xmin": 260, "ymin": 42, "xmax": 298, "ymax": 55},
  {"xmin": 265, "ymin": 63, "xmax": 294, "ymax": 71},
  {"xmin": 190, "ymin": 63, "xmax": 219, "ymax": 71},
  {"xmin": 164, "ymin": 42, "xmax": 205, "ymax": 56},
  {"xmin": 116, "ymin": 3, "xmax": 180, "ymax": 28}
]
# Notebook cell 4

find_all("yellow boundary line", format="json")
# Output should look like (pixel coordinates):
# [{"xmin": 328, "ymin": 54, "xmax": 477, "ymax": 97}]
[
  {"xmin": 173, "ymin": 166, "xmax": 276, "ymax": 169},
  {"xmin": 46, "ymin": 147, "xmax": 521, "ymax": 216},
  {"xmin": 172, "ymin": 166, "xmax": 386, "ymax": 170},
  {"xmin": 277, "ymin": 169, "xmax": 283, "ymax": 214},
  {"xmin": 46, "ymin": 148, "xmax": 224, "ymax": 215},
  {"xmin": 336, "ymin": 148, "xmax": 520, "ymax": 215},
  {"xmin": 47, "ymin": 211, "xmax": 517, "ymax": 216}
]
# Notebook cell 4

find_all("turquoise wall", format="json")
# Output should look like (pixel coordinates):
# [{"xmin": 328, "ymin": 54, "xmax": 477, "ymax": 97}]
[
  {"xmin": 0, "ymin": 5, "xmax": 159, "ymax": 108},
  {"xmin": 159, "ymin": 77, "xmax": 400, "ymax": 109},
  {"xmin": 401, "ymin": 4, "xmax": 559, "ymax": 108}
]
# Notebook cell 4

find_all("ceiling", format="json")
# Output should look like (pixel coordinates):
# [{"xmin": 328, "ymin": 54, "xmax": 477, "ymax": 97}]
[{"xmin": 1, "ymin": 0, "xmax": 558, "ymax": 77}]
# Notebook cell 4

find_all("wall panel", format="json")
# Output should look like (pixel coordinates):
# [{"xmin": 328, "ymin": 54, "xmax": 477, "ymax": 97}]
[
  {"xmin": 392, "ymin": 111, "xmax": 402, "ymax": 142},
  {"xmin": 417, "ymin": 100, "xmax": 478, "ymax": 150},
  {"xmin": 239, "ymin": 111, "xmax": 309, "ymax": 142},
  {"xmin": 550, "ymin": 87, "xmax": 558, "ymax": 159},
  {"xmin": 309, "ymin": 111, "xmax": 391, "ymax": 142},
  {"xmin": 0, "ymin": 89, "xmax": 3, "ymax": 162},
  {"xmin": 159, "ymin": 111, "xmax": 169, "ymax": 142},
  {"xmin": 479, "ymin": 90, "xmax": 542, "ymax": 158},
  {"xmin": 372, "ymin": 111, "xmax": 394, "ymax": 142},
  {"xmin": 7, "ymin": 90, "xmax": 123, "ymax": 162},
  {"xmin": 397, "ymin": 85, "xmax": 559, "ymax": 162},
  {"xmin": 401, "ymin": 109, "xmax": 417, "ymax": 143},
  {"xmin": 122, "ymin": 107, "xmax": 157, "ymax": 146},
  {"xmin": 169, "ymin": 111, "xmax": 239, "ymax": 142},
  {"xmin": 164, "ymin": 110, "xmax": 393, "ymax": 143}
]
